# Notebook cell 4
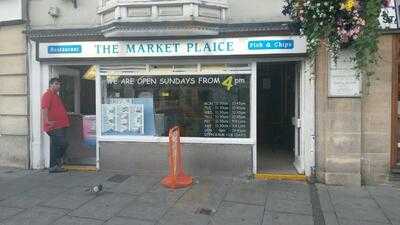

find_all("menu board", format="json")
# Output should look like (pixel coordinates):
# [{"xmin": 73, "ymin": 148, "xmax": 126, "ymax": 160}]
[
  {"xmin": 202, "ymin": 101, "xmax": 249, "ymax": 138},
  {"xmin": 101, "ymin": 103, "xmax": 144, "ymax": 135}
]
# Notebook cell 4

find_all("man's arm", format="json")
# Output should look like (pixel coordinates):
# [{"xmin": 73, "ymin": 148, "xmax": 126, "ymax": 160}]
[
  {"xmin": 41, "ymin": 92, "xmax": 55, "ymax": 128},
  {"xmin": 42, "ymin": 108, "xmax": 55, "ymax": 128}
]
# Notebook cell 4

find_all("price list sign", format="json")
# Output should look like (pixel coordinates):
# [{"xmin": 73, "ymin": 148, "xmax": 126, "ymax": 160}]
[
  {"xmin": 201, "ymin": 74, "xmax": 250, "ymax": 138},
  {"xmin": 203, "ymin": 101, "xmax": 249, "ymax": 138},
  {"xmin": 202, "ymin": 100, "xmax": 249, "ymax": 138}
]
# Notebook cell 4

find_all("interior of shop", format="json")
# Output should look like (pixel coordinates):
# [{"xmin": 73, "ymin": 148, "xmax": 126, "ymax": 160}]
[
  {"xmin": 257, "ymin": 62, "xmax": 297, "ymax": 173},
  {"xmin": 55, "ymin": 65, "xmax": 96, "ymax": 166}
]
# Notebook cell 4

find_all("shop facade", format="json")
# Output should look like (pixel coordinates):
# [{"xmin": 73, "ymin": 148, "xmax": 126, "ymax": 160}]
[
  {"xmin": 24, "ymin": 0, "xmax": 400, "ymax": 185},
  {"xmin": 29, "ymin": 35, "xmax": 317, "ymax": 178}
]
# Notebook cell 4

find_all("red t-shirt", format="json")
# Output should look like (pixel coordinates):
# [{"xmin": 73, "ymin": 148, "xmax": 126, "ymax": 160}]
[{"xmin": 41, "ymin": 89, "xmax": 70, "ymax": 132}]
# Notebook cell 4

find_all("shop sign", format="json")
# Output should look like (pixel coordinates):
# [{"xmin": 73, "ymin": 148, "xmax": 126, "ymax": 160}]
[{"xmin": 38, "ymin": 36, "xmax": 306, "ymax": 59}]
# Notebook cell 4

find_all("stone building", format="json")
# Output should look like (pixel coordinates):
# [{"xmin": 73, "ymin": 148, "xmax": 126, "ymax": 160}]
[
  {"xmin": 0, "ymin": 0, "xmax": 398, "ymax": 185},
  {"xmin": 0, "ymin": 0, "xmax": 29, "ymax": 168}
]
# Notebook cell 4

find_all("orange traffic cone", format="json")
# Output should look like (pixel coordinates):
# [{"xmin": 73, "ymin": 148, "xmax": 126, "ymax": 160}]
[{"xmin": 161, "ymin": 126, "xmax": 193, "ymax": 189}]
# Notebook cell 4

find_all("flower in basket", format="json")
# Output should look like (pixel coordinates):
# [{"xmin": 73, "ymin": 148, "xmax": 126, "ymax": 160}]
[{"xmin": 282, "ymin": 0, "xmax": 394, "ymax": 75}]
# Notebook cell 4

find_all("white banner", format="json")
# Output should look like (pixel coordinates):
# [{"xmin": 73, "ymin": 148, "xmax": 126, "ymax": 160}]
[{"xmin": 38, "ymin": 36, "xmax": 306, "ymax": 59}]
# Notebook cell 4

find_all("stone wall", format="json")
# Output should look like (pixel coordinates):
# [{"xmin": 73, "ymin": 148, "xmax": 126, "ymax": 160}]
[
  {"xmin": 315, "ymin": 35, "xmax": 394, "ymax": 185},
  {"xmin": 361, "ymin": 35, "xmax": 393, "ymax": 184},
  {"xmin": 0, "ymin": 24, "xmax": 28, "ymax": 168}
]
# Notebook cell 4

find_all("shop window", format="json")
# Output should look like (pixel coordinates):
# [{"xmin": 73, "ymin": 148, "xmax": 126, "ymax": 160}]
[{"xmin": 100, "ymin": 74, "xmax": 250, "ymax": 138}]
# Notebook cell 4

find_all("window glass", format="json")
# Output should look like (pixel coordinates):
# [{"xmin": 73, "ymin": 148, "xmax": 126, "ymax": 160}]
[{"xmin": 101, "ymin": 74, "xmax": 250, "ymax": 138}]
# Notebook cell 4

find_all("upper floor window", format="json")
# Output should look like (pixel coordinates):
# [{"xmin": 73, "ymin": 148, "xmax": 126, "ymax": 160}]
[{"xmin": 97, "ymin": 0, "xmax": 228, "ymax": 24}]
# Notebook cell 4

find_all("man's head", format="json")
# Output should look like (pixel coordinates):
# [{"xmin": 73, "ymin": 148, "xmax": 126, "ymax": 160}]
[{"xmin": 49, "ymin": 78, "xmax": 61, "ymax": 92}]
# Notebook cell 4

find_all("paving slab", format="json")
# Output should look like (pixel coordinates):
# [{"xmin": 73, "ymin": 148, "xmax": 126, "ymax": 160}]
[
  {"xmin": 158, "ymin": 207, "xmax": 210, "ymax": 225},
  {"xmin": 262, "ymin": 211, "xmax": 314, "ymax": 225},
  {"xmin": 103, "ymin": 217, "xmax": 155, "ymax": 225},
  {"xmin": 338, "ymin": 218, "xmax": 391, "ymax": 225},
  {"xmin": 0, "ymin": 206, "xmax": 67, "ymax": 225},
  {"xmin": 1, "ymin": 169, "xmax": 400, "ymax": 225},
  {"xmin": 83, "ymin": 173, "xmax": 129, "ymax": 193},
  {"xmin": 114, "ymin": 175, "xmax": 161, "ymax": 195},
  {"xmin": 118, "ymin": 199, "xmax": 169, "ymax": 221},
  {"xmin": 225, "ymin": 180, "xmax": 268, "ymax": 205},
  {"xmin": 52, "ymin": 216, "xmax": 104, "ymax": 225},
  {"xmin": 45, "ymin": 172, "xmax": 96, "ymax": 188},
  {"xmin": 118, "ymin": 184, "xmax": 187, "ymax": 221},
  {"xmin": 211, "ymin": 201, "xmax": 264, "ymax": 225},
  {"xmin": 316, "ymin": 184, "xmax": 335, "ymax": 212},
  {"xmin": 327, "ymin": 185, "xmax": 371, "ymax": 201},
  {"xmin": 0, "ymin": 206, "xmax": 24, "ymax": 221},
  {"xmin": 0, "ymin": 182, "xmax": 35, "ymax": 201},
  {"xmin": 0, "ymin": 168, "xmax": 33, "ymax": 181},
  {"xmin": 0, "ymin": 185, "xmax": 68, "ymax": 209},
  {"xmin": 391, "ymin": 218, "xmax": 400, "ymax": 225},
  {"xmin": 322, "ymin": 213, "xmax": 339, "ymax": 225},
  {"xmin": 139, "ymin": 184, "xmax": 188, "ymax": 205},
  {"xmin": 263, "ymin": 181, "xmax": 309, "ymax": 192},
  {"xmin": 367, "ymin": 185, "xmax": 400, "ymax": 200},
  {"xmin": 332, "ymin": 197, "xmax": 389, "ymax": 223},
  {"xmin": 70, "ymin": 192, "xmax": 136, "ymax": 221},
  {"xmin": 372, "ymin": 200, "xmax": 400, "ymax": 223},
  {"xmin": 267, "ymin": 189, "xmax": 311, "ymax": 202},
  {"xmin": 174, "ymin": 176, "xmax": 232, "ymax": 213},
  {"xmin": 265, "ymin": 198, "xmax": 312, "ymax": 215},
  {"xmin": 40, "ymin": 186, "xmax": 98, "ymax": 210}
]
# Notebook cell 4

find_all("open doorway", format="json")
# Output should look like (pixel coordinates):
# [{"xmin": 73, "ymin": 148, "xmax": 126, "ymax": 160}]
[
  {"xmin": 52, "ymin": 65, "xmax": 96, "ymax": 166},
  {"xmin": 257, "ymin": 62, "xmax": 299, "ymax": 173}
]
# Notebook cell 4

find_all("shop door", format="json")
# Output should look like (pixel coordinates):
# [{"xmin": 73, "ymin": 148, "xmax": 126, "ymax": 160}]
[
  {"xmin": 257, "ymin": 62, "xmax": 300, "ymax": 173},
  {"xmin": 292, "ymin": 64, "xmax": 304, "ymax": 173},
  {"xmin": 51, "ymin": 66, "xmax": 97, "ymax": 166}
]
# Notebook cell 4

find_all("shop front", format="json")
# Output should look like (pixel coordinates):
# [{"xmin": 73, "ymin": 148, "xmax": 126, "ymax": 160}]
[{"xmin": 29, "ymin": 36, "xmax": 315, "ymax": 177}]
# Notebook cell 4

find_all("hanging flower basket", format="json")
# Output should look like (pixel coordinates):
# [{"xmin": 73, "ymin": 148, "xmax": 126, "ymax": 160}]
[{"xmin": 282, "ymin": 0, "xmax": 393, "ymax": 76}]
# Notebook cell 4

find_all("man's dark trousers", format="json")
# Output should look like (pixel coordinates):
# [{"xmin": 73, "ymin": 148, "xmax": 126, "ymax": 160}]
[{"xmin": 47, "ymin": 128, "xmax": 68, "ymax": 167}]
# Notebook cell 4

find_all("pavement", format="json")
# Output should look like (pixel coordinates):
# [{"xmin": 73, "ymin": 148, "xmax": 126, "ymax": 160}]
[{"xmin": 0, "ymin": 167, "xmax": 399, "ymax": 225}]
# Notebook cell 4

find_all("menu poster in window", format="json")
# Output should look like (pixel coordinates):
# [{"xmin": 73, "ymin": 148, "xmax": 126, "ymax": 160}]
[
  {"xmin": 101, "ymin": 104, "xmax": 116, "ymax": 133},
  {"xmin": 116, "ymin": 105, "xmax": 130, "ymax": 133},
  {"xmin": 129, "ymin": 104, "xmax": 144, "ymax": 135},
  {"xmin": 101, "ymin": 103, "xmax": 144, "ymax": 135}
]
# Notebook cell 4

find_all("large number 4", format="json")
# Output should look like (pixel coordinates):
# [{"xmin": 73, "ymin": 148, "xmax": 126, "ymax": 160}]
[{"xmin": 222, "ymin": 76, "xmax": 234, "ymax": 91}]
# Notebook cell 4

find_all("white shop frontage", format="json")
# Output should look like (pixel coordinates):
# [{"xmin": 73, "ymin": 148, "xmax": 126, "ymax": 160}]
[{"xmin": 29, "ymin": 35, "xmax": 316, "ymax": 177}]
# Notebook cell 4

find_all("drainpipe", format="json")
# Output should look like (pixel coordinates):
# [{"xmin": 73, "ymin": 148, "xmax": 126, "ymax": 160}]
[{"xmin": 25, "ymin": 0, "xmax": 31, "ymax": 169}]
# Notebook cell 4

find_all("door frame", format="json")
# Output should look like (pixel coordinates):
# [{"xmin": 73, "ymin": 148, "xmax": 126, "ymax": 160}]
[{"xmin": 253, "ymin": 59, "xmax": 315, "ymax": 176}]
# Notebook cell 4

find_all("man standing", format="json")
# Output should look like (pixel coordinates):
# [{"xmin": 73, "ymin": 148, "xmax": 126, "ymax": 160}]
[{"xmin": 41, "ymin": 78, "xmax": 70, "ymax": 173}]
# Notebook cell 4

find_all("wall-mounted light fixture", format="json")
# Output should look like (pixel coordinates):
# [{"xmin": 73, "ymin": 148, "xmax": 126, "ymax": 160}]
[{"xmin": 48, "ymin": 6, "xmax": 60, "ymax": 18}]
